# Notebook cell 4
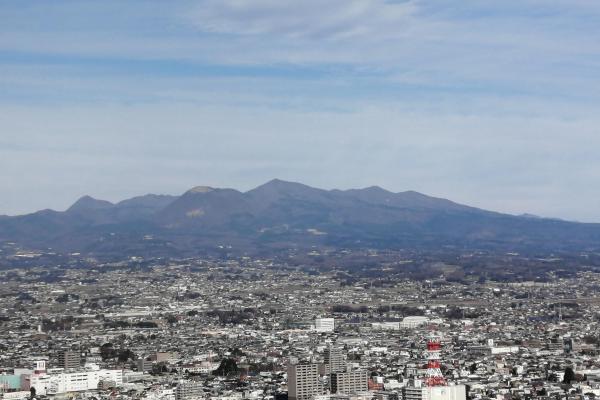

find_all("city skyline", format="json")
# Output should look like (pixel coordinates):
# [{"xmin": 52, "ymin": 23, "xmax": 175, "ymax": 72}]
[{"xmin": 2, "ymin": 4, "xmax": 600, "ymax": 400}]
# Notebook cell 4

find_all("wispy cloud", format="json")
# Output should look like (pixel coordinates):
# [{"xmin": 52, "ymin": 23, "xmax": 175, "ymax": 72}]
[
  {"xmin": 187, "ymin": 0, "xmax": 417, "ymax": 40},
  {"xmin": 1, "ymin": 1, "xmax": 599, "ymax": 220}
]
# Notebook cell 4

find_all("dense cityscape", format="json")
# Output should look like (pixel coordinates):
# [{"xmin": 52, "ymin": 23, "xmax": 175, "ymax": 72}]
[
  {"xmin": 3, "ymin": 244, "xmax": 600, "ymax": 400},
  {"xmin": 2, "ymin": 1, "xmax": 599, "ymax": 400}
]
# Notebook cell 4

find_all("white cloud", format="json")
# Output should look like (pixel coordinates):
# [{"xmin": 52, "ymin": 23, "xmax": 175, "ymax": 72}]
[
  {"xmin": 1, "ymin": 1, "xmax": 600, "ymax": 220},
  {"xmin": 188, "ymin": 0, "xmax": 417, "ymax": 40}
]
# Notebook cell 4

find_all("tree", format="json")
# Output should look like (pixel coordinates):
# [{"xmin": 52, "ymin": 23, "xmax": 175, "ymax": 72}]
[
  {"xmin": 214, "ymin": 358, "xmax": 239, "ymax": 376},
  {"xmin": 151, "ymin": 363, "xmax": 168, "ymax": 375},
  {"xmin": 100, "ymin": 343, "xmax": 115, "ymax": 360},
  {"xmin": 117, "ymin": 349, "xmax": 136, "ymax": 363},
  {"xmin": 563, "ymin": 366, "xmax": 575, "ymax": 384},
  {"xmin": 230, "ymin": 348, "xmax": 244, "ymax": 357},
  {"xmin": 469, "ymin": 363, "xmax": 477, "ymax": 374}
]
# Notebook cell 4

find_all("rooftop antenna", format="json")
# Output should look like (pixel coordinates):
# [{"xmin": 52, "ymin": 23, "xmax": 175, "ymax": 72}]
[{"xmin": 559, "ymin": 303, "xmax": 563, "ymax": 322}]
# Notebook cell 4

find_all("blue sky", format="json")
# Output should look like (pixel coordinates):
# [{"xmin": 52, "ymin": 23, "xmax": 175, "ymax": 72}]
[{"xmin": 1, "ymin": 0, "xmax": 600, "ymax": 221}]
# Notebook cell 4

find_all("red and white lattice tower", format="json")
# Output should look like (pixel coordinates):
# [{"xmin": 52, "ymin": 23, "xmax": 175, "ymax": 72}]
[{"xmin": 425, "ymin": 333, "xmax": 446, "ymax": 387}]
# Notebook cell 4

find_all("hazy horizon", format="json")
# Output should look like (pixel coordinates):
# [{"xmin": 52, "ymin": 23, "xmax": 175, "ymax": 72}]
[
  {"xmin": 0, "ymin": 178, "xmax": 585, "ymax": 224},
  {"xmin": 2, "ymin": 1, "xmax": 600, "ymax": 221}
]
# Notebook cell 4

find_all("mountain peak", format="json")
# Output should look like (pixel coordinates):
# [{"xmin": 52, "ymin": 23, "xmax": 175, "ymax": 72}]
[
  {"xmin": 67, "ymin": 196, "xmax": 114, "ymax": 213},
  {"xmin": 263, "ymin": 178, "xmax": 304, "ymax": 187},
  {"xmin": 245, "ymin": 179, "xmax": 328, "ymax": 209},
  {"xmin": 359, "ymin": 185, "xmax": 393, "ymax": 194},
  {"xmin": 186, "ymin": 186, "xmax": 215, "ymax": 194},
  {"xmin": 248, "ymin": 178, "xmax": 321, "ymax": 196}
]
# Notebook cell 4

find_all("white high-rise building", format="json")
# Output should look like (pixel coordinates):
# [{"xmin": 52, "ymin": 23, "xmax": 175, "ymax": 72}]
[
  {"xmin": 426, "ymin": 385, "xmax": 467, "ymax": 400},
  {"xmin": 403, "ymin": 380, "xmax": 466, "ymax": 400},
  {"xmin": 315, "ymin": 318, "xmax": 335, "ymax": 332}
]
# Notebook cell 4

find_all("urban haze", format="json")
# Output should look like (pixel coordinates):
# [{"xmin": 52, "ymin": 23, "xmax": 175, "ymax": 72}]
[{"xmin": 2, "ymin": 2, "xmax": 600, "ymax": 400}]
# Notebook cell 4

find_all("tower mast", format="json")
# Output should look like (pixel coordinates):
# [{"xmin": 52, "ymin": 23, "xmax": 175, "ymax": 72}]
[{"xmin": 425, "ymin": 330, "xmax": 446, "ymax": 387}]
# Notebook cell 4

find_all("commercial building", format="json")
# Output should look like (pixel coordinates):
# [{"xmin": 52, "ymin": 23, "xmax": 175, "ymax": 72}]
[
  {"xmin": 371, "ymin": 322, "xmax": 400, "ymax": 331},
  {"xmin": 402, "ymin": 380, "xmax": 466, "ymax": 400},
  {"xmin": 26, "ymin": 363, "xmax": 122, "ymax": 396},
  {"xmin": 0, "ymin": 374, "xmax": 22, "ymax": 392},
  {"xmin": 425, "ymin": 385, "xmax": 467, "ymax": 400},
  {"xmin": 315, "ymin": 318, "xmax": 335, "ymax": 332},
  {"xmin": 399, "ymin": 316, "xmax": 429, "ymax": 329},
  {"xmin": 137, "ymin": 358, "xmax": 154, "ymax": 373},
  {"xmin": 1, "ymin": 391, "xmax": 32, "ymax": 400},
  {"xmin": 175, "ymin": 380, "xmax": 204, "ymax": 400}
]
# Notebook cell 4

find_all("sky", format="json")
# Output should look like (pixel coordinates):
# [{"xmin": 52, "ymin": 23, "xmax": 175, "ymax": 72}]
[{"xmin": 1, "ymin": 1, "xmax": 600, "ymax": 221}]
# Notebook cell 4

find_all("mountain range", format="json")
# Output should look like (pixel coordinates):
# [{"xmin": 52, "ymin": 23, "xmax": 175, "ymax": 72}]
[{"xmin": 2, "ymin": 179, "xmax": 600, "ymax": 256}]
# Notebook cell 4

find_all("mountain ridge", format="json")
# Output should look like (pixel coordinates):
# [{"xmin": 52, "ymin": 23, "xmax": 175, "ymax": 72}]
[{"xmin": 1, "ymin": 179, "xmax": 599, "ymax": 256}]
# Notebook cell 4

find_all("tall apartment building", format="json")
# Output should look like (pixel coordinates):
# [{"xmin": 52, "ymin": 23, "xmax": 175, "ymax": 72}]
[
  {"xmin": 175, "ymin": 380, "xmax": 204, "ymax": 400},
  {"xmin": 330, "ymin": 370, "xmax": 368, "ymax": 394},
  {"xmin": 288, "ymin": 363, "xmax": 322, "ymax": 400},
  {"xmin": 324, "ymin": 346, "xmax": 346, "ymax": 373},
  {"xmin": 57, "ymin": 351, "xmax": 80, "ymax": 370}
]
